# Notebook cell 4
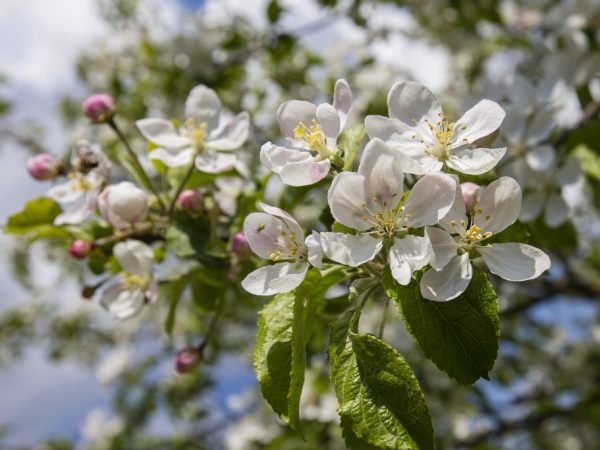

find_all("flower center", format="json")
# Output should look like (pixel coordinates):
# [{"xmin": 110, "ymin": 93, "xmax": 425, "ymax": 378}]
[
  {"xmin": 451, "ymin": 208, "xmax": 493, "ymax": 250},
  {"xmin": 258, "ymin": 224, "xmax": 307, "ymax": 262},
  {"xmin": 121, "ymin": 272, "xmax": 151, "ymax": 290},
  {"xmin": 293, "ymin": 119, "xmax": 329, "ymax": 158},
  {"xmin": 360, "ymin": 194, "xmax": 408, "ymax": 239},
  {"xmin": 186, "ymin": 119, "xmax": 208, "ymax": 151}
]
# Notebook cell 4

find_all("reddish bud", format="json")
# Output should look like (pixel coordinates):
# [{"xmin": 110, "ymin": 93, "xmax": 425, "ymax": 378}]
[
  {"xmin": 174, "ymin": 348, "xmax": 200, "ymax": 374},
  {"xmin": 176, "ymin": 189, "xmax": 203, "ymax": 214},
  {"xmin": 70, "ymin": 240, "xmax": 92, "ymax": 259},
  {"xmin": 27, "ymin": 153, "xmax": 57, "ymax": 180},
  {"xmin": 83, "ymin": 94, "xmax": 116, "ymax": 123},
  {"xmin": 460, "ymin": 182, "xmax": 480, "ymax": 213},
  {"xmin": 231, "ymin": 232, "xmax": 249, "ymax": 256}
]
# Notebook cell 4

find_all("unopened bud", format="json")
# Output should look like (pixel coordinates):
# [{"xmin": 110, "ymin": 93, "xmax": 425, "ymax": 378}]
[
  {"xmin": 70, "ymin": 240, "xmax": 92, "ymax": 259},
  {"xmin": 231, "ymin": 232, "xmax": 249, "ymax": 256},
  {"xmin": 174, "ymin": 348, "xmax": 200, "ymax": 374},
  {"xmin": 27, "ymin": 153, "xmax": 57, "ymax": 180},
  {"xmin": 83, "ymin": 93, "xmax": 116, "ymax": 123},
  {"xmin": 460, "ymin": 182, "xmax": 480, "ymax": 213},
  {"xmin": 177, "ymin": 189, "xmax": 203, "ymax": 214}
]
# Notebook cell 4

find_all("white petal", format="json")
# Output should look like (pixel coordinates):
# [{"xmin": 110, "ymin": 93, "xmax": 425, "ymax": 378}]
[
  {"xmin": 54, "ymin": 192, "xmax": 97, "ymax": 225},
  {"xmin": 473, "ymin": 177, "xmax": 522, "ymax": 234},
  {"xmin": 100, "ymin": 283, "xmax": 146, "ymax": 320},
  {"xmin": 277, "ymin": 100, "xmax": 317, "ymax": 140},
  {"xmin": 386, "ymin": 135, "xmax": 443, "ymax": 174},
  {"xmin": 544, "ymin": 193, "xmax": 569, "ymax": 228},
  {"xmin": 195, "ymin": 150, "xmax": 236, "ymax": 173},
  {"xmin": 479, "ymin": 243, "xmax": 550, "ymax": 281},
  {"xmin": 358, "ymin": 138, "xmax": 404, "ymax": 211},
  {"xmin": 305, "ymin": 231, "xmax": 324, "ymax": 268},
  {"xmin": 333, "ymin": 78, "xmax": 353, "ymax": 130},
  {"xmin": 420, "ymin": 253, "xmax": 472, "ymax": 302},
  {"xmin": 425, "ymin": 226, "xmax": 459, "ymax": 270},
  {"xmin": 327, "ymin": 172, "xmax": 370, "ymax": 231},
  {"xmin": 135, "ymin": 118, "xmax": 189, "ymax": 148},
  {"xmin": 114, "ymin": 240, "xmax": 154, "ymax": 276},
  {"xmin": 316, "ymin": 103, "xmax": 340, "ymax": 141},
  {"xmin": 258, "ymin": 202, "xmax": 304, "ymax": 241},
  {"xmin": 403, "ymin": 173, "xmax": 457, "ymax": 227},
  {"xmin": 319, "ymin": 232, "xmax": 383, "ymax": 267},
  {"xmin": 260, "ymin": 142, "xmax": 312, "ymax": 173},
  {"xmin": 47, "ymin": 179, "xmax": 84, "ymax": 203},
  {"xmin": 149, "ymin": 147, "xmax": 194, "ymax": 168},
  {"xmin": 244, "ymin": 212, "xmax": 288, "ymax": 259},
  {"xmin": 207, "ymin": 111, "xmax": 250, "ymax": 150},
  {"xmin": 525, "ymin": 145, "xmax": 555, "ymax": 172},
  {"xmin": 557, "ymin": 157, "xmax": 583, "ymax": 186},
  {"xmin": 446, "ymin": 147, "xmax": 506, "ymax": 175},
  {"xmin": 519, "ymin": 191, "xmax": 546, "ymax": 222},
  {"xmin": 451, "ymin": 99, "xmax": 505, "ymax": 147},
  {"xmin": 185, "ymin": 85, "xmax": 222, "ymax": 131},
  {"xmin": 365, "ymin": 115, "xmax": 408, "ymax": 141},
  {"xmin": 387, "ymin": 80, "xmax": 442, "ymax": 127},
  {"xmin": 439, "ymin": 183, "xmax": 468, "ymax": 235},
  {"xmin": 241, "ymin": 262, "xmax": 308, "ymax": 295},
  {"xmin": 279, "ymin": 159, "xmax": 330, "ymax": 186},
  {"xmin": 388, "ymin": 235, "xmax": 431, "ymax": 285}
]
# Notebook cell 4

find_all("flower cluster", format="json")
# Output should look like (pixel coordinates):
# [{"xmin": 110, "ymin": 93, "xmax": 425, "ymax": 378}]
[{"xmin": 242, "ymin": 80, "xmax": 551, "ymax": 301}]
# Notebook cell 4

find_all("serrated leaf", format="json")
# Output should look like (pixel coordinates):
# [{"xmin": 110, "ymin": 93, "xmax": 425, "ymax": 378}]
[
  {"xmin": 329, "ymin": 310, "xmax": 434, "ymax": 450},
  {"xmin": 383, "ymin": 266, "xmax": 499, "ymax": 385},
  {"xmin": 5, "ymin": 197, "xmax": 70, "ymax": 240}
]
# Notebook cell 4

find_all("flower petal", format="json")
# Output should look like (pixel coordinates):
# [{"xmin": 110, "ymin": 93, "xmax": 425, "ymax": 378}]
[
  {"xmin": 525, "ymin": 145, "xmax": 555, "ymax": 172},
  {"xmin": 333, "ymin": 78, "xmax": 353, "ymax": 130},
  {"xmin": 241, "ymin": 262, "xmax": 308, "ymax": 295},
  {"xmin": 114, "ymin": 240, "xmax": 155, "ymax": 276},
  {"xmin": 544, "ymin": 193, "xmax": 569, "ymax": 228},
  {"xmin": 479, "ymin": 243, "xmax": 550, "ymax": 281},
  {"xmin": 149, "ymin": 147, "xmax": 194, "ymax": 168},
  {"xmin": 305, "ymin": 231, "xmax": 324, "ymax": 268},
  {"xmin": 473, "ymin": 176, "xmax": 522, "ymax": 234},
  {"xmin": 452, "ymin": 99, "xmax": 505, "ymax": 147},
  {"xmin": 439, "ymin": 183, "xmax": 467, "ymax": 235},
  {"xmin": 519, "ymin": 191, "xmax": 546, "ymax": 222},
  {"xmin": 425, "ymin": 226, "xmax": 459, "ymax": 270},
  {"xmin": 420, "ymin": 253, "xmax": 472, "ymax": 302},
  {"xmin": 244, "ymin": 212, "xmax": 287, "ymax": 259},
  {"xmin": 47, "ymin": 179, "xmax": 84, "ymax": 203},
  {"xmin": 279, "ymin": 159, "xmax": 331, "ymax": 186},
  {"xmin": 327, "ymin": 172, "xmax": 370, "ymax": 231},
  {"xmin": 316, "ymin": 103, "xmax": 340, "ymax": 142},
  {"xmin": 358, "ymin": 138, "xmax": 404, "ymax": 211},
  {"xmin": 319, "ymin": 232, "xmax": 383, "ymax": 267},
  {"xmin": 557, "ymin": 157, "xmax": 583, "ymax": 186},
  {"xmin": 207, "ymin": 111, "xmax": 250, "ymax": 150},
  {"xmin": 387, "ymin": 80, "xmax": 442, "ymax": 128},
  {"xmin": 403, "ymin": 173, "xmax": 457, "ymax": 228},
  {"xmin": 185, "ymin": 85, "xmax": 222, "ymax": 132},
  {"xmin": 54, "ymin": 191, "xmax": 97, "ymax": 225},
  {"xmin": 277, "ymin": 100, "xmax": 317, "ymax": 140},
  {"xmin": 365, "ymin": 115, "xmax": 408, "ymax": 141},
  {"xmin": 446, "ymin": 147, "xmax": 506, "ymax": 175},
  {"xmin": 388, "ymin": 235, "xmax": 431, "ymax": 285},
  {"xmin": 195, "ymin": 150, "xmax": 236, "ymax": 173},
  {"xmin": 257, "ymin": 202, "xmax": 304, "ymax": 241},
  {"xmin": 260, "ymin": 142, "xmax": 312, "ymax": 172},
  {"xmin": 136, "ymin": 118, "xmax": 190, "ymax": 148},
  {"xmin": 385, "ymin": 134, "xmax": 443, "ymax": 174},
  {"xmin": 100, "ymin": 283, "xmax": 146, "ymax": 320}
]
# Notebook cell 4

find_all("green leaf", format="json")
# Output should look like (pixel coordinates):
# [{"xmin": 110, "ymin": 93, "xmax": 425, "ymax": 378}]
[
  {"xmin": 339, "ymin": 124, "xmax": 366, "ymax": 171},
  {"xmin": 527, "ymin": 216, "xmax": 578, "ymax": 251},
  {"xmin": 383, "ymin": 266, "xmax": 499, "ymax": 385},
  {"xmin": 164, "ymin": 277, "xmax": 188, "ymax": 338},
  {"xmin": 5, "ymin": 197, "xmax": 70, "ymax": 240},
  {"xmin": 267, "ymin": 0, "xmax": 284, "ymax": 23},
  {"xmin": 329, "ymin": 310, "xmax": 434, "ymax": 450}
]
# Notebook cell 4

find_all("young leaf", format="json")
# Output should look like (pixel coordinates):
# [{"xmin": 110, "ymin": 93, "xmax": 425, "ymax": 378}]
[
  {"xmin": 329, "ymin": 309, "xmax": 434, "ymax": 450},
  {"xmin": 5, "ymin": 197, "xmax": 69, "ymax": 239},
  {"xmin": 383, "ymin": 266, "xmax": 499, "ymax": 385},
  {"xmin": 339, "ymin": 124, "xmax": 366, "ymax": 171}
]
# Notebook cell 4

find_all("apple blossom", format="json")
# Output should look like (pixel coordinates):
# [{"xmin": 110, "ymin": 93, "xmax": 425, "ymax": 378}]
[
  {"xmin": 232, "ymin": 231, "xmax": 250, "ymax": 256},
  {"xmin": 318, "ymin": 138, "xmax": 456, "ymax": 285},
  {"xmin": 421, "ymin": 177, "xmax": 551, "ymax": 302},
  {"xmin": 70, "ymin": 240, "xmax": 92, "ymax": 259},
  {"xmin": 260, "ymin": 79, "xmax": 353, "ymax": 186},
  {"xmin": 136, "ymin": 85, "xmax": 249, "ymax": 173},
  {"xmin": 176, "ymin": 189, "xmax": 203, "ymax": 213},
  {"xmin": 241, "ymin": 203, "xmax": 322, "ymax": 295},
  {"xmin": 366, "ymin": 80, "xmax": 506, "ymax": 175},
  {"xmin": 99, "ymin": 181, "xmax": 149, "ymax": 229},
  {"xmin": 99, "ymin": 240, "xmax": 158, "ymax": 319},
  {"xmin": 174, "ymin": 348, "xmax": 200, "ymax": 374},
  {"xmin": 460, "ymin": 182, "xmax": 480, "ymax": 213},
  {"xmin": 46, "ymin": 141, "xmax": 110, "ymax": 225},
  {"xmin": 27, "ymin": 153, "xmax": 58, "ymax": 180},
  {"xmin": 83, "ymin": 93, "xmax": 116, "ymax": 123}
]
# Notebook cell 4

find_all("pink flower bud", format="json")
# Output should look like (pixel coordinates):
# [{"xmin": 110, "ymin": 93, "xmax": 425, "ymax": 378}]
[
  {"xmin": 98, "ymin": 182, "xmax": 149, "ymax": 229},
  {"xmin": 177, "ymin": 189, "xmax": 203, "ymax": 213},
  {"xmin": 82, "ymin": 94, "xmax": 116, "ymax": 123},
  {"xmin": 27, "ymin": 153, "xmax": 57, "ymax": 180},
  {"xmin": 70, "ymin": 240, "xmax": 92, "ymax": 259},
  {"xmin": 460, "ymin": 182, "xmax": 480, "ymax": 213},
  {"xmin": 174, "ymin": 348, "xmax": 200, "ymax": 374},
  {"xmin": 231, "ymin": 231, "xmax": 249, "ymax": 256}
]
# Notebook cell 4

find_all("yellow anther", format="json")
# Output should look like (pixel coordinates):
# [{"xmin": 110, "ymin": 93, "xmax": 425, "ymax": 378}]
[
  {"xmin": 293, "ymin": 119, "xmax": 328, "ymax": 155},
  {"xmin": 450, "ymin": 220, "xmax": 457, "ymax": 227},
  {"xmin": 122, "ymin": 273, "xmax": 150, "ymax": 290},
  {"xmin": 256, "ymin": 224, "xmax": 265, "ymax": 233}
]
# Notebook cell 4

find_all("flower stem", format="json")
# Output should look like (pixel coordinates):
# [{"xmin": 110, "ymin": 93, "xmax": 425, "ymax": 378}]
[{"xmin": 108, "ymin": 119, "xmax": 167, "ymax": 212}]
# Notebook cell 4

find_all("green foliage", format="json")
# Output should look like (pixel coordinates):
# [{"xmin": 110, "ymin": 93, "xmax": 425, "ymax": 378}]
[
  {"xmin": 329, "ymin": 307, "xmax": 434, "ymax": 450},
  {"xmin": 5, "ymin": 197, "xmax": 70, "ymax": 240},
  {"xmin": 572, "ymin": 144, "xmax": 600, "ymax": 208},
  {"xmin": 267, "ymin": 0, "xmax": 285, "ymax": 23},
  {"xmin": 383, "ymin": 267, "xmax": 499, "ymax": 385},
  {"xmin": 527, "ymin": 217, "xmax": 578, "ymax": 252},
  {"xmin": 339, "ymin": 124, "xmax": 366, "ymax": 171}
]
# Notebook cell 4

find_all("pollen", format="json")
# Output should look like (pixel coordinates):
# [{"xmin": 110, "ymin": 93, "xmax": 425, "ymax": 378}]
[
  {"xmin": 122, "ymin": 273, "xmax": 151, "ymax": 290},
  {"xmin": 186, "ymin": 119, "xmax": 208, "ymax": 149},
  {"xmin": 293, "ymin": 119, "xmax": 328, "ymax": 156}
]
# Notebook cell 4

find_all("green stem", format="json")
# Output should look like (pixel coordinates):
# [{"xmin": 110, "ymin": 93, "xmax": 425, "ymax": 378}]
[
  {"xmin": 108, "ymin": 119, "xmax": 167, "ymax": 212},
  {"xmin": 168, "ymin": 160, "xmax": 196, "ymax": 218},
  {"xmin": 378, "ymin": 295, "xmax": 391, "ymax": 339}
]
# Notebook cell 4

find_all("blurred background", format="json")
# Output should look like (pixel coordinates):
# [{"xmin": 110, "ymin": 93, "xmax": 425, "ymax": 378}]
[{"xmin": 1, "ymin": 0, "xmax": 599, "ymax": 449}]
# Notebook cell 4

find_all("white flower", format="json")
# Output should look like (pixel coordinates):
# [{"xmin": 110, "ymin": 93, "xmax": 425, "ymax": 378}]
[
  {"xmin": 81, "ymin": 408, "xmax": 123, "ymax": 448},
  {"xmin": 318, "ymin": 138, "xmax": 456, "ymax": 285},
  {"xmin": 99, "ymin": 240, "xmax": 158, "ymax": 319},
  {"xmin": 96, "ymin": 347, "xmax": 131, "ymax": 385},
  {"xmin": 421, "ymin": 177, "xmax": 551, "ymax": 302},
  {"xmin": 260, "ymin": 79, "xmax": 353, "ymax": 186},
  {"xmin": 366, "ymin": 80, "xmax": 506, "ymax": 175},
  {"xmin": 241, "ymin": 203, "xmax": 322, "ymax": 295},
  {"xmin": 136, "ymin": 84, "xmax": 250, "ymax": 173},
  {"xmin": 98, "ymin": 181, "xmax": 149, "ymax": 229},
  {"xmin": 46, "ymin": 141, "xmax": 110, "ymax": 225}
]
